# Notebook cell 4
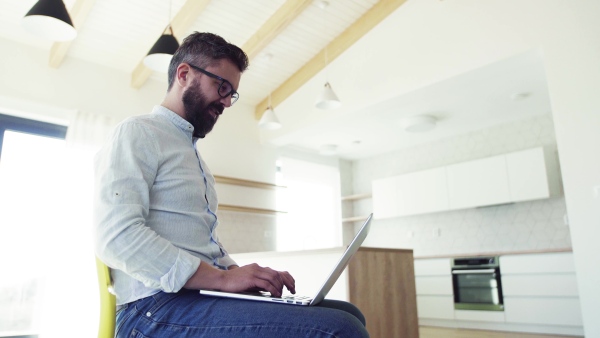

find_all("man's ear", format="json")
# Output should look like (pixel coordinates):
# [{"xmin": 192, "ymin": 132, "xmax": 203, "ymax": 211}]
[{"xmin": 175, "ymin": 63, "xmax": 190, "ymax": 88}]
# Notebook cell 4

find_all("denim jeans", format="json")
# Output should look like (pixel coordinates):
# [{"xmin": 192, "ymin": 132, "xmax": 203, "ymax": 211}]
[{"xmin": 115, "ymin": 289, "xmax": 369, "ymax": 337}]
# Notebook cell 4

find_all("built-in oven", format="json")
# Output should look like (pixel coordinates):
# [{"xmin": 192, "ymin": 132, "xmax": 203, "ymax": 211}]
[{"xmin": 451, "ymin": 256, "xmax": 504, "ymax": 311}]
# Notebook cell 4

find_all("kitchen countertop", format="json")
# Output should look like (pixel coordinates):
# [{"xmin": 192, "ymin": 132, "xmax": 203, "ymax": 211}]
[{"xmin": 414, "ymin": 247, "xmax": 572, "ymax": 259}]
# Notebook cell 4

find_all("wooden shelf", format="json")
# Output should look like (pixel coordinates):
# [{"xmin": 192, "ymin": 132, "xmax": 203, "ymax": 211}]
[
  {"xmin": 219, "ymin": 204, "xmax": 286, "ymax": 215},
  {"xmin": 341, "ymin": 193, "xmax": 372, "ymax": 201},
  {"xmin": 214, "ymin": 175, "xmax": 286, "ymax": 190},
  {"xmin": 342, "ymin": 215, "xmax": 370, "ymax": 223}
]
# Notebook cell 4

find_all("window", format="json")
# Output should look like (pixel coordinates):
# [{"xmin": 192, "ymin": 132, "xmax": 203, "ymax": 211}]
[
  {"xmin": 275, "ymin": 157, "xmax": 342, "ymax": 251},
  {"xmin": 0, "ymin": 113, "xmax": 67, "ymax": 336}
]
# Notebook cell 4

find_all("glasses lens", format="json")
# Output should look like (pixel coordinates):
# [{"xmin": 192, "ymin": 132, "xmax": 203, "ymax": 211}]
[
  {"xmin": 219, "ymin": 81, "xmax": 232, "ymax": 97},
  {"xmin": 231, "ymin": 92, "xmax": 239, "ymax": 105}
]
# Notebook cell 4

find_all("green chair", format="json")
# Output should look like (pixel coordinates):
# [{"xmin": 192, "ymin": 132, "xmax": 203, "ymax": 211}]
[{"xmin": 95, "ymin": 257, "xmax": 116, "ymax": 338}]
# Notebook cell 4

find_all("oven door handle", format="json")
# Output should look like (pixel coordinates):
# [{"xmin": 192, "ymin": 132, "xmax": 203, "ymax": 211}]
[{"xmin": 452, "ymin": 269, "xmax": 496, "ymax": 274}]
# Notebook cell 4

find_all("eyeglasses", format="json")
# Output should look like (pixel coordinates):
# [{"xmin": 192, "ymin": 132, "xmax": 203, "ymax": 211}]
[{"xmin": 187, "ymin": 63, "xmax": 239, "ymax": 105}]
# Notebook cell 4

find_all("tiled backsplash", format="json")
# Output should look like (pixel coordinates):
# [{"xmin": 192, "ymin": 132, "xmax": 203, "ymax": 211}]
[
  {"xmin": 216, "ymin": 210, "xmax": 277, "ymax": 254},
  {"xmin": 351, "ymin": 114, "xmax": 572, "ymax": 257}
]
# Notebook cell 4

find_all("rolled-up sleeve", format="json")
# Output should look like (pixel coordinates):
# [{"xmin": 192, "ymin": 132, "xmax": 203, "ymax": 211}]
[{"xmin": 94, "ymin": 121, "xmax": 200, "ymax": 293}]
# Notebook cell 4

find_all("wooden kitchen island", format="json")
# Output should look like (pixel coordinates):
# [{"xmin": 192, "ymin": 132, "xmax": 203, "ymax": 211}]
[
  {"xmin": 231, "ymin": 247, "xmax": 419, "ymax": 338},
  {"xmin": 349, "ymin": 247, "xmax": 419, "ymax": 338}
]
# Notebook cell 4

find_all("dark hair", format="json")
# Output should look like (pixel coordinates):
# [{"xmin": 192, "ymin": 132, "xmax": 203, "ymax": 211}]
[{"xmin": 167, "ymin": 32, "xmax": 249, "ymax": 90}]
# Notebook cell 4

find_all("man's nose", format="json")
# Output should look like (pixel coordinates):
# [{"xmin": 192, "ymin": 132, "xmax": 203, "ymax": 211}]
[{"xmin": 220, "ymin": 95, "xmax": 232, "ymax": 108}]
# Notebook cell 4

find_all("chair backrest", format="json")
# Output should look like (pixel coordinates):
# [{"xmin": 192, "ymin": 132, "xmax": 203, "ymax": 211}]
[{"xmin": 95, "ymin": 257, "xmax": 116, "ymax": 338}]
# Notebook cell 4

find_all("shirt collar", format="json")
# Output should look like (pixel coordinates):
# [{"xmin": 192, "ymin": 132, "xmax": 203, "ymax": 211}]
[{"xmin": 152, "ymin": 105, "xmax": 195, "ymax": 140}]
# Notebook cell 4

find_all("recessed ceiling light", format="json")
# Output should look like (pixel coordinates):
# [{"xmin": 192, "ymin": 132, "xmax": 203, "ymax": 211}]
[
  {"xmin": 319, "ymin": 144, "xmax": 337, "ymax": 156},
  {"xmin": 511, "ymin": 92, "xmax": 531, "ymax": 101},
  {"xmin": 400, "ymin": 115, "xmax": 437, "ymax": 133}
]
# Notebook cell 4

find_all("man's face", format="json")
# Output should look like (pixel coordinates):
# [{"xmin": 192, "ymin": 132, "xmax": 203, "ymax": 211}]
[
  {"xmin": 181, "ymin": 59, "xmax": 241, "ymax": 138},
  {"xmin": 182, "ymin": 78, "xmax": 222, "ymax": 138}
]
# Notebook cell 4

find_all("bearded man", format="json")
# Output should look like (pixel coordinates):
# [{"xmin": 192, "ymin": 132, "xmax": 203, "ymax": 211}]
[{"xmin": 93, "ymin": 32, "xmax": 368, "ymax": 338}]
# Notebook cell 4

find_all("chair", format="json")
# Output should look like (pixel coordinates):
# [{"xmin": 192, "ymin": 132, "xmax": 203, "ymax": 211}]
[{"xmin": 96, "ymin": 257, "xmax": 116, "ymax": 338}]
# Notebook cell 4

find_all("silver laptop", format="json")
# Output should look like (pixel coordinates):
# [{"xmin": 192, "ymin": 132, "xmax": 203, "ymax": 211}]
[{"xmin": 200, "ymin": 213, "xmax": 373, "ymax": 306}]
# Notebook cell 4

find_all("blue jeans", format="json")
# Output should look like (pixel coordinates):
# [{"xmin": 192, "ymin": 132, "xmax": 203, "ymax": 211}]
[{"xmin": 115, "ymin": 289, "xmax": 369, "ymax": 337}]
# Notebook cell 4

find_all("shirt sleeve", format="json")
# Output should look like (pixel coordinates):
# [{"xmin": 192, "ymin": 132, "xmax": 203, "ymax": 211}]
[{"xmin": 93, "ymin": 120, "xmax": 201, "ymax": 292}]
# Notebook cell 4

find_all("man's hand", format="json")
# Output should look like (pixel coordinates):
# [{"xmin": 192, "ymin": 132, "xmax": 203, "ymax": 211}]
[
  {"xmin": 185, "ymin": 262, "xmax": 295, "ymax": 297},
  {"xmin": 221, "ymin": 263, "xmax": 295, "ymax": 297}
]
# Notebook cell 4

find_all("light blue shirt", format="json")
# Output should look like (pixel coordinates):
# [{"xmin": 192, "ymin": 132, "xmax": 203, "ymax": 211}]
[{"xmin": 94, "ymin": 105, "xmax": 236, "ymax": 305}]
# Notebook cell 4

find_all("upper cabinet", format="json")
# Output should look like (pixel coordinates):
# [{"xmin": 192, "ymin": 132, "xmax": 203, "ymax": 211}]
[
  {"xmin": 505, "ymin": 148, "xmax": 550, "ymax": 202},
  {"xmin": 373, "ymin": 167, "xmax": 448, "ymax": 218},
  {"xmin": 372, "ymin": 147, "xmax": 553, "ymax": 219},
  {"xmin": 446, "ymin": 154, "xmax": 511, "ymax": 210}
]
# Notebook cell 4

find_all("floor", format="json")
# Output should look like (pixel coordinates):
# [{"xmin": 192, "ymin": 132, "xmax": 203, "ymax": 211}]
[{"xmin": 419, "ymin": 326, "xmax": 580, "ymax": 338}]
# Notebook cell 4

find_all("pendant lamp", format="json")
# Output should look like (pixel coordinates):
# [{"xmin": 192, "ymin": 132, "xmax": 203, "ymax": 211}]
[
  {"xmin": 22, "ymin": 0, "xmax": 77, "ymax": 42},
  {"xmin": 258, "ymin": 106, "xmax": 282, "ymax": 130},
  {"xmin": 144, "ymin": 26, "xmax": 180, "ymax": 73},
  {"xmin": 315, "ymin": 82, "xmax": 341, "ymax": 109},
  {"xmin": 315, "ymin": 1, "xmax": 341, "ymax": 110}
]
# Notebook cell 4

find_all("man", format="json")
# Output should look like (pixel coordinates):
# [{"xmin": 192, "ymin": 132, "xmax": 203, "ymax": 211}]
[{"xmin": 94, "ymin": 32, "xmax": 368, "ymax": 337}]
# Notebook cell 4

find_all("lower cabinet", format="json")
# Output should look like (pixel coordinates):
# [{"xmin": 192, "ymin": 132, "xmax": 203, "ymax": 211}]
[{"xmin": 415, "ymin": 252, "xmax": 584, "ymax": 336}]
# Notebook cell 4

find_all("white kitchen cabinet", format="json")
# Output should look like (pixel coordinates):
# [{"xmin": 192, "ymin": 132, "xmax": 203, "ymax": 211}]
[
  {"xmin": 417, "ymin": 295, "xmax": 455, "ymax": 319},
  {"xmin": 504, "ymin": 298, "xmax": 582, "ymax": 326},
  {"xmin": 372, "ymin": 167, "xmax": 448, "ymax": 219},
  {"xmin": 414, "ymin": 258, "xmax": 454, "ymax": 319},
  {"xmin": 372, "ymin": 176, "xmax": 398, "ymax": 219},
  {"xmin": 500, "ymin": 252, "xmax": 583, "ymax": 331},
  {"xmin": 446, "ymin": 154, "xmax": 511, "ymax": 210},
  {"xmin": 372, "ymin": 147, "xmax": 553, "ymax": 219},
  {"xmin": 506, "ymin": 147, "xmax": 550, "ymax": 202}
]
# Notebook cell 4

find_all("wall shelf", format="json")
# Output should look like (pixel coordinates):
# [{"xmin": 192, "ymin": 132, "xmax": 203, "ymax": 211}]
[
  {"xmin": 219, "ymin": 204, "xmax": 286, "ymax": 215},
  {"xmin": 341, "ymin": 193, "xmax": 372, "ymax": 201},
  {"xmin": 342, "ymin": 215, "xmax": 370, "ymax": 223},
  {"xmin": 214, "ymin": 175, "xmax": 285, "ymax": 190}
]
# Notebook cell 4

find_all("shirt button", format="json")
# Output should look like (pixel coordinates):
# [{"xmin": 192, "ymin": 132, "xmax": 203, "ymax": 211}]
[{"xmin": 146, "ymin": 312, "xmax": 151, "ymax": 317}]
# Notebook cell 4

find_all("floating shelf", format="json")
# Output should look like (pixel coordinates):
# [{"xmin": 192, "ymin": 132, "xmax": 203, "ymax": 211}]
[
  {"xmin": 341, "ymin": 193, "xmax": 372, "ymax": 201},
  {"xmin": 219, "ymin": 204, "xmax": 286, "ymax": 215},
  {"xmin": 342, "ymin": 215, "xmax": 370, "ymax": 223},
  {"xmin": 214, "ymin": 175, "xmax": 285, "ymax": 190}
]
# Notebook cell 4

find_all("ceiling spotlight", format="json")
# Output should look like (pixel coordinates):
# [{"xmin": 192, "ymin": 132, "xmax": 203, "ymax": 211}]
[
  {"xmin": 22, "ymin": 0, "xmax": 77, "ymax": 42},
  {"xmin": 400, "ymin": 115, "xmax": 437, "ymax": 133}
]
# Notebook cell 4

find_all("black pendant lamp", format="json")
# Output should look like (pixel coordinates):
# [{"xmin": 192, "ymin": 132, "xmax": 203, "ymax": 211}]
[
  {"xmin": 22, "ymin": 0, "xmax": 77, "ymax": 41},
  {"xmin": 143, "ymin": 26, "xmax": 180, "ymax": 73}
]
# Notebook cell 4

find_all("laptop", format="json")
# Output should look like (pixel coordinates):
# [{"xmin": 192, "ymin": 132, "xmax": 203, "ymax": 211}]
[{"xmin": 200, "ymin": 213, "xmax": 373, "ymax": 306}]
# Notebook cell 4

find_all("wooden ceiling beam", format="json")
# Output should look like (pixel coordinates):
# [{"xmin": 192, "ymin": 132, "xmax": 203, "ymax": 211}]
[
  {"xmin": 254, "ymin": 0, "xmax": 407, "ymax": 120},
  {"xmin": 130, "ymin": 0, "xmax": 211, "ymax": 89},
  {"xmin": 242, "ymin": 0, "xmax": 312, "ymax": 61},
  {"xmin": 48, "ymin": 0, "xmax": 97, "ymax": 68}
]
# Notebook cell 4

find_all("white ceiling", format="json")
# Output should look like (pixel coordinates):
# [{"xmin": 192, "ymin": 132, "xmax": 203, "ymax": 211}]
[
  {"xmin": 1, "ymin": 0, "xmax": 554, "ymax": 161},
  {"xmin": 278, "ymin": 50, "xmax": 552, "ymax": 160}
]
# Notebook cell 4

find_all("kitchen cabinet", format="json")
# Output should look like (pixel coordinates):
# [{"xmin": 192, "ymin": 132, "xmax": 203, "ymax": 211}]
[
  {"xmin": 372, "ymin": 147, "xmax": 554, "ymax": 219},
  {"xmin": 505, "ymin": 147, "xmax": 550, "ymax": 202},
  {"xmin": 415, "ymin": 252, "xmax": 583, "ymax": 336},
  {"xmin": 414, "ymin": 258, "xmax": 454, "ymax": 320},
  {"xmin": 373, "ymin": 167, "xmax": 448, "ymax": 218},
  {"xmin": 446, "ymin": 154, "xmax": 511, "ymax": 210},
  {"xmin": 500, "ymin": 252, "xmax": 583, "ymax": 328}
]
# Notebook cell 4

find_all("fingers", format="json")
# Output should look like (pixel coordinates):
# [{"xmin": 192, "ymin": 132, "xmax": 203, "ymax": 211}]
[{"xmin": 222, "ymin": 264, "xmax": 296, "ymax": 297}]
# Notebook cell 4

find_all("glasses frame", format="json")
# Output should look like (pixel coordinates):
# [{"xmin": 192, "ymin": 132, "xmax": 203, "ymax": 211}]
[{"xmin": 187, "ymin": 63, "xmax": 239, "ymax": 105}]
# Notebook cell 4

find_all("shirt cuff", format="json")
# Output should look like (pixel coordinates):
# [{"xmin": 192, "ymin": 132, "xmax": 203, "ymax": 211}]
[
  {"xmin": 159, "ymin": 250, "xmax": 201, "ymax": 292},
  {"xmin": 218, "ymin": 255, "xmax": 237, "ymax": 269}
]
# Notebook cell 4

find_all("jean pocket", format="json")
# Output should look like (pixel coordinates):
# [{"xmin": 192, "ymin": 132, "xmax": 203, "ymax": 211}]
[{"xmin": 131, "ymin": 329, "xmax": 150, "ymax": 338}]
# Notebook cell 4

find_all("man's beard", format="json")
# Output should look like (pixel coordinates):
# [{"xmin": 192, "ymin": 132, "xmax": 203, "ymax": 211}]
[{"xmin": 182, "ymin": 78, "xmax": 224, "ymax": 138}]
